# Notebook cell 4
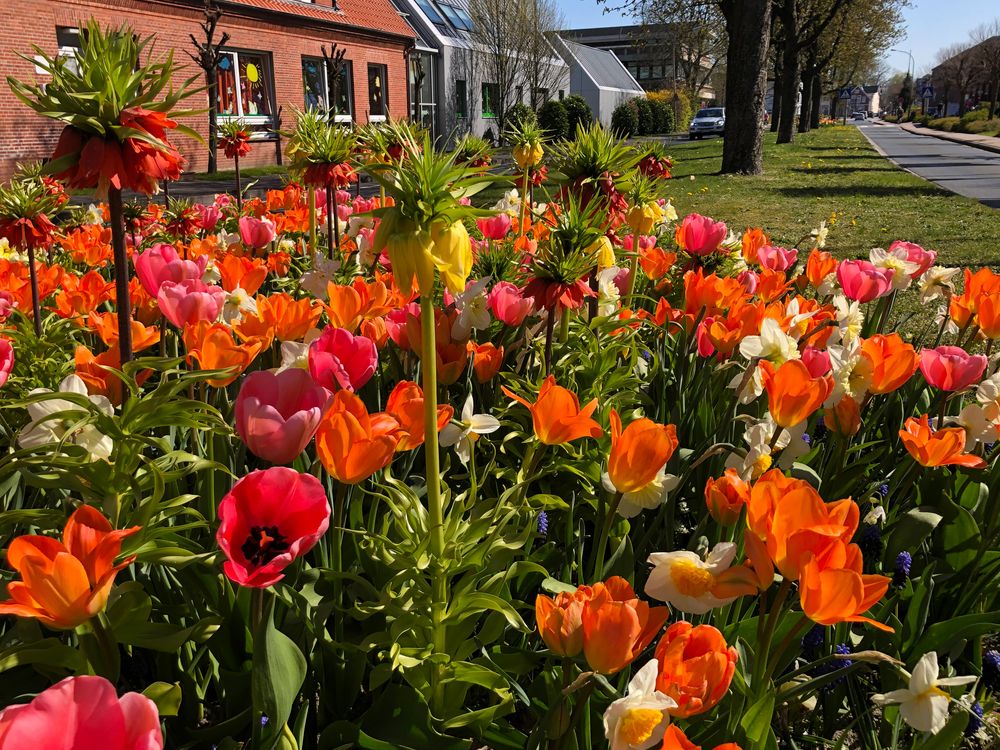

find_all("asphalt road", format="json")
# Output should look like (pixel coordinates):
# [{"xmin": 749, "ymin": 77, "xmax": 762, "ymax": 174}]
[{"xmin": 857, "ymin": 122, "xmax": 1000, "ymax": 209}]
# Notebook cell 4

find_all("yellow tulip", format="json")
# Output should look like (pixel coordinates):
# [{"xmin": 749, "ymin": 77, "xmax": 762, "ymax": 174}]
[
  {"xmin": 513, "ymin": 143, "xmax": 544, "ymax": 171},
  {"xmin": 431, "ymin": 220, "xmax": 473, "ymax": 294},
  {"xmin": 388, "ymin": 226, "xmax": 435, "ymax": 297}
]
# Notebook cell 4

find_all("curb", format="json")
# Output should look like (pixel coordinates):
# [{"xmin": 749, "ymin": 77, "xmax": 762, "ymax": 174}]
[{"xmin": 899, "ymin": 122, "xmax": 1000, "ymax": 156}]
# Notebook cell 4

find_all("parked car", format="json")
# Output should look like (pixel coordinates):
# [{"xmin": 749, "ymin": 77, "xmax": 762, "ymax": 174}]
[
  {"xmin": 852, "ymin": 111, "xmax": 867, "ymax": 120},
  {"xmin": 689, "ymin": 107, "xmax": 725, "ymax": 139}
]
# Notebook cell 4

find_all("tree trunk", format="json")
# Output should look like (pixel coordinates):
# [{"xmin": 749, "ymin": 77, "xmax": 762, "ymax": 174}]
[
  {"xmin": 776, "ymin": 8, "xmax": 799, "ymax": 145},
  {"xmin": 207, "ymin": 68, "xmax": 218, "ymax": 174},
  {"xmin": 810, "ymin": 75, "xmax": 822, "ymax": 129},
  {"xmin": 719, "ymin": 0, "xmax": 772, "ymax": 175},
  {"xmin": 959, "ymin": 88, "xmax": 967, "ymax": 116},
  {"xmin": 990, "ymin": 76, "xmax": 1000, "ymax": 118},
  {"xmin": 798, "ymin": 71, "xmax": 813, "ymax": 133},
  {"xmin": 770, "ymin": 43, "xmax": 782, "ymax": 133}
]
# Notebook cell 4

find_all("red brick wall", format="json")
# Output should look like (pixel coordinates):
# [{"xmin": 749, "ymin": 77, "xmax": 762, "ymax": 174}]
[{"xmin": 0, "ymin": 0, "xmax": 412, "ymax": 180}]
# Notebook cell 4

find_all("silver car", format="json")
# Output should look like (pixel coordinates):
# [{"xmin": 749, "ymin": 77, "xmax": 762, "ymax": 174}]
[{"xmin": 689, "ymin": 107, "xmax": 725, "ymax": 139}]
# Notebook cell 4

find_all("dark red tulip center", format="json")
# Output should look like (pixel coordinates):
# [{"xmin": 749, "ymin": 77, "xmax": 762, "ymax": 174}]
[{"xmin": 241, "ymin": 525, "xmax": 290, "ymax": 567}]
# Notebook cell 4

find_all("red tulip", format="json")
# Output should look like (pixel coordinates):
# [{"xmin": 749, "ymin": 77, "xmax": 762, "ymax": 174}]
[
  {"xmin": 0, "ymin": 338, "xmax": 12, "ymax": 388},
  {"xmin": 756, "ymin": 245, "xmax": 798, "ymax": 273},
  {"xmin": 476, "ymin": 214, "xmax": 513, "ymax": 240},
  {"xmin": 919, "ymin": 346, "xmax": 987, "ymax": 392},
  {"xmin": 0, "ymin": 675, "xmax": 162, "ymax": 749},
  {"xmin": 308, "ymin": 327, "xmax": 378, "ymax": 393},
  {"xmin": 216, "ymin": 468, "xmax": 331, "ymax": 588},
  {"xmin": 235, "ymin": 369, "xmax": 330, "ymax": 465}
]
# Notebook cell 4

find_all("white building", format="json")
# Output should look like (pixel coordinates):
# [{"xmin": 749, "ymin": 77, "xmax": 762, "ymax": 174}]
[{"xmin": 549, "ymin": 35, "xmax": 646, "ymax": 128}]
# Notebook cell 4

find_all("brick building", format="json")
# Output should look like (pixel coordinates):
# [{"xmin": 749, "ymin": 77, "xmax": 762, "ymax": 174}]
[{"xmin": 0, "ymin": 0, "xmax": 417, "ymax": 179}]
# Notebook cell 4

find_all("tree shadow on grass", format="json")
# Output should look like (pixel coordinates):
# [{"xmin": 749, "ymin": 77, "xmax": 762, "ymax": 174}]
[
  {"xmin": 790, "ymin": 166, "xmax": 898, "ymax": 175},
  {"xmin": 776, "ymin": 185, "xmax": 947, "ymax": 198}
]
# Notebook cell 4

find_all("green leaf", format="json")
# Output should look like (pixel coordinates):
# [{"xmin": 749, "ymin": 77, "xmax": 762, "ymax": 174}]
[
  {"xmin": 357, "ymin": 684, "xmax": 470, "ymax": 750},
  {"xmin": 252, "ymin": 597, "xmax": 307, "ymax": 750},
  {"xmin": 0, "ymin": 638, "xmax": 87, "ymax": 675},
  {"xmin": 741, "ymin": 689, "xmax": 775, "ymax": 745},
  {"xmin": 912, "ymin": 611, "xmax": 1000, "ymax": 657},
  {"xmin": 142, "ymin": 681, "xmax": 182, "ymax": 716},
  {"xmin": 885, "ymin": 508, "xmax": 942, "ymax": 564},
  {"xmin": 914, "ymin": 710, "xmax": 969, "ymax": 750}
]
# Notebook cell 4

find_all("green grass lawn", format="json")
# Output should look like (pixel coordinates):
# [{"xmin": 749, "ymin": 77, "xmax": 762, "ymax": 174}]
[{"xmin": 665, "ymin": 125, "xmax": 1000, "ymax": 268}]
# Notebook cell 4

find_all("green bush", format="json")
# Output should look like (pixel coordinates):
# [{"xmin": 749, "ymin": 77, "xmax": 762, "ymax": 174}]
[
  {"xmin": 507, "ymin": 102, "xmax": 537, "ymax": 132},
  {"xmin": 610, "ymin": 99, "xmax": 639, "ymax": 137},
  {"xmin": 562, "ymin": 95, "xmax": 593, "ymax": 135},
  {"xmin": 536, "ymin": 99, "xmax": 569, "ymax": 140},
  {"xmin": 650, "ymin": 89, "xmax": 692, "ymax": 133},
  {"xmin": 648, "ymin": 97, "xmax": 675, "ymax": 134},
  {"xmin": 634, "ymin": 97, "xmax": 654, "ymax": 135},
  {"xmin": 965, "ymin": 118, "xmax": 1000, "ymax": 135},
  {"xmin": 929, "ymin": 116, "xmax": 960, "ymax": 131}
]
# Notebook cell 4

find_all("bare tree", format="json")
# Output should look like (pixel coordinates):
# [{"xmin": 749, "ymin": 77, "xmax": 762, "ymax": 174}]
[
  {"xmin": 934, "ymin": 42, "xmax": 978, "ymax": 115},
  {"xmin": 188, "ymin": 0, "xmax": 230, "ymax": 174},
  {"xmin": 970, "ymin": 20, "xmax": 1000, "ymax": 117},
  {"xmin": 522, "ymin": 0, "xmax": 566, "ymax": 109}
]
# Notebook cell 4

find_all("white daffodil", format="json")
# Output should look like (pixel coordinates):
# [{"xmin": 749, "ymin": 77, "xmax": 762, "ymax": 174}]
[
  {"xmin": 597, "ymin": 266, "xmax": 622, "ymax": 317},
  {"xmin": 19, "ymin": 375, "xmax": 114, "ymax": 462},
  {"xmin": 811, "ymin": 221, "xmax": 829, "ymax": 249},
  {"xmin": 739, "ymin": 318, "xmax": 800, "ymax": 365},
  {"xmin": 976, "ymin": 372, "xmax": 1000, "ymax": 404},
  {"xmin": 601, "ymin": 467, "xmax": 679, "ymax": 519},
  {"xmin": 662, "ymin": 200, "xmax": 678, "ymax": 223},
  {"xmin": 347, "ymin": 214, "xmax": 375, "ymax": 239},
  {"xmin": 201, "ymin": 259, "xmax": 222, "ymax": 285},
  {"xmin": 953, "ymin": 402, "xmax": 1000, "ymax": 449},
  {"xmin": 603, "ymin": 660, "xmax": 676, "ymax": 750},
  {"xmin": 872, "ymin": 652, "xmax": 976, "ymax": 735},
  {"xmin": 300, "ymin": 252, "xmax": 343, "ymax": 300},
  {"xmin": 439, "ymin": 394, "xmax": 500, "ymax": 464},
  {"xmin": 832, "ymin": 295, "xmax": 864, "ymax": 345},
  {"xmin": 645, "ymin": 543, "xmax": 738, "ymax": 614},
  {"xmin": 864, "ymin": 505, "xmax": 887, "ymax": 526},
  {"xmin": 725, "ymin": 418, "xmax": 808, "ymax": 479},
  {"xmin": 918, "ymin": 266, "xmax": 960, "ymax": 305},
  {"xmin": 221, "ymin": 286, "xmax": 258, "ymax": 325},
  {"xmin": 217, "ymin": 228, "xmax": 240, "ymax": 249},
  {"xmin": 728, "ymin": 362, "xmax": 766, "ymax": 405},
  {"xmin": 84, "ymin": 203, "xmax": 105, "ymax": 225},
  {"xmin": 452, "ymin": 278, "xmax": 492, "ymax": 340},
  {"xmin": 783, "ymin": 297, "xmax": 818, "ymax": 339},
  {"xmin": 870, "ymin": 247, "xmax": 920, "ymax": 291},
  {"xmin": 491, "ymin": 188, "xmax": 522, "ymax": 217},
  {"xmin": 934, "ymin": 304, "xmax": 960, "ymax": 336},
  {"xmin": 276, "ymin": 328, "xmax": 323, "ymax": 373},
  {"xmin": 827, "ymin": 340, "xmax": 873, "ymax": 405}
]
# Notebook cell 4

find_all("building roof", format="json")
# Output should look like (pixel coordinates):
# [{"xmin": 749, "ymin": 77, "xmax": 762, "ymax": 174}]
[
  {"xmin": 223, "ymin": 0, "xmax": 415, "ymax": 40},
  {"xmin": 554, "ymin": 36, "xmax": 643, "ymax": 92}
]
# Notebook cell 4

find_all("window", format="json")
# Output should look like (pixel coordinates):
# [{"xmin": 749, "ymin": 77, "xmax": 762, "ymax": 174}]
[
  {"xmin": 482, "ymin": 82, "xmax": 499, "ymax": 118},
  {"xmin": 368, "ymin": 63, "xmax": 388, "ymax": 118},
  {"xmin": 533, "ymin": 87, "xmax": 548, "ymax": 106},
  {"xmin": 652, "ymin": 65, "xmax": 663, "ymax": 78},
  {"xmin": 55, "ymin": 26, "xmax": 81, "ymax": 75},
  {"xmin": 455, "ymin": 79, "xmax": 467, "ymax": 119},
  {"xmin": 558, "ymin": 90, "xmax": 565, "ymax": 100},
  {"xmin": 415, "ymin": 0, "xmax": 446, "ymax": 24},
  {"xmin": 409, "ymin": 52, "xmax": 436, "ymax": 137},
  {"xmin": 217, "ymin": 50, "xmax": 275, "ymax": 121},
  {"xmin": 438, "ymin": 2, "xmax": 473, "ymax": 30},
  {"xmin": 302, "ymin": 56, "xmax": 354, "ymax": 120}
]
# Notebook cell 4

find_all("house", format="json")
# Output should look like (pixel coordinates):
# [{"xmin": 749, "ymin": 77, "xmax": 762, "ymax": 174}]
[
  {"xmin": 558, "ymin": 24, "xmax": 716, "ymax": 104},
  {"xmin": 389, "ymin": 0, "xmax": 570, "ymax": 145},
  {"xmin": 0, "ymin": 0, "xmax": 417, "ymax": 178},
  {"xmin": 549, "ymin": 35, "xmax": 644, "ymax": 128}
]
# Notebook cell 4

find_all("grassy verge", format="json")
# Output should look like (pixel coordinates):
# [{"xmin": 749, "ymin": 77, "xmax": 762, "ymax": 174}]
[{"xmin": 186, "ymin": 165, "xmax": 289, "ymax": 181}]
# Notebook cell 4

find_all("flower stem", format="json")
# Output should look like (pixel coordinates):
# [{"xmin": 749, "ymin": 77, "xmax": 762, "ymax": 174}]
[
  {"xmin": 420, "ymin": 292, "xmax": 448, "ymax": 716},
  {"xmin": 308, "ymin": 187, "xmax": 317, "ymax": 256},
  {"xmin": 332, "ymin": 481, "xmax": 347, "ymax": 646},
  {"xmin": 234, "ymin": 155, "xmax": 242, "ymax": 210},
  {"xmin": 591, "ymin": 492, "xmax": 623, "ymax": 582},
  {"xmin": 625, "ymin": 230, "xmax": 641, "ymax": 306},
  {"xmin": 108, "ymin": 186, "xmax": 133, "ymax": 367},
  {"xmin": 25, "ymin": 243, "xmax": 41, "ymax": 337},
  {"xmin": 326, "ymin": 183, "xmax": 335, "ymax": 259},
  {"xmin": 544, "ymin": 305, "xmax": 557, "ymax": 375},
  {"xmin": 558, "ymin": 307, "xmax": 570, "ymax": 344}
]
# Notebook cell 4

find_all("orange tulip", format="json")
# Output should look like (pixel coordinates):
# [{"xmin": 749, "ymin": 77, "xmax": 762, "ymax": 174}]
[
  {"xmin": 704, "ymin": 469, "xmax": 749, "ymax": 526},
  {"xmin": 741, "ymin": 227, "xmax": 768, "ymax": 264},
  {"xmin": 949, "ymin": 294, "xmax": 975, "ymax": 329},
  {"xmin": 639, "ymin": 245, "xmax": 677, "ymax": 281},
  {"xmin": 360, "ymin": 316, "xmax": 389, "ymax": 348},
  {"xmin": 436, "ymin": 342, "xmax": 469, "ymax": 386},
  {"xmin": 662, "ymin": 725, "xmax": 742, "ymax": 750},
  {"xmin": 747, "ymin": 475, "xmax": 859, "ymax": 581},
  {"xmin": 385, "ymin": 380, "xmax": 454, "ymax": 451},
  {"xmin": 502, "ymin": 375, "xmax": 603, "ymax": 445},
  {"xmin": 315, "ymin": 391, "xmax": 399, "ymax": 484},
  {"xmin": 799, "ymin": 543, "xmax": 892, "ymax": 632},
  {"xmin": 605, "ymin": 409, "xmax": 678, "ymax": 494},
  {"xmin": 52, "ymin": 271, "xmax": 114, "ymax": 320},
  {"xmin": 325, "ymin": 283, "xmax": 365, "ymax": 331},
  {"xmin": 581, "ymin": 576, "xmax": 668, "ymax": 674},
  {"xmin": 217, "ymin": 253, "xmax": 268, "ymax": 296},
  {"xmin": 185, "ymin": 322, "xmax": 262, "ymax": 387},
  {"xmin": 267, "ymin": 251, "xmax": 292, "ymax": 277},
  {"xmin": 977, "ymin": 292, "xmax": 1000, "ymax": 339},
  {"xmin": 683, "ymin": 268, "xmax": 743, "ymax": 316},
  {"xmin": 87, "ymin": 311, "xmax": 160, "ymax": 352},
  {"xmin": 823, "ymin": 396, "xmax": 861, "ymax": 437},
  {"xmin": 805, "ymin": 248, "xmax": 837, "ymax": 290},
  {"xmin": 231, "ymin": 310, "xmax": 276, "ymax": 351},
  {"xmin": 861, "ymin": 334, "xmax": 918, "ymax": 394},
  {"xmin": 756, "ymin": 269, "xmax": 791, "ymax": 304},
  {"xmin": 654, "ymin": 621, "xmax": 737, "ymax": 718},
  {"xmin": 61, "ymin": 224, "xmax": 112, "ymax": 266},
  {"xmin": 74, "ymin": 346, "xmax": 125, "ymax": 405},
  {"xmin": 898, "ymin": 415, "xmax": 986, "ymax": 469},
  {"xmin": 258, "ymin": 293, "xmax": 322, "ymax": 342},
  {"xmin": 0, "ymin": 505, "xmax": 139, "ymax": 629},
  {"xmin": 468, "ymin": 341, "xmax": 504, "ymax": 383},
  {"xmin": 535, "ymin": 586, "xmax": 591, "ymax": 657},
  {"xmin": 760, "ymin": 359, "xmax": 832, "ymax": 429}
]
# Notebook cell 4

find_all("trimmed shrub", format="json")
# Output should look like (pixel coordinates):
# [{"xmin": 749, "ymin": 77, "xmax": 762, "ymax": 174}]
[
  {"xmin": 537, "ymin": 99, "xmax": 570, "ymax": 140},
  {"xmin": 507, "ymin": 103, "xmax": 537, "ymax": 132},
  {"xmin": 648, "ymin": 97, "xmax": 675, "ymax": 134},
  {"xmin": 929, "ymin": 116, "xmax": 960, "ymax": 131},
  {"xmin": 610, "ymin": 99, "xmax": 639, "ymax": 137},
  {"xmin": 634, "ymin": 97, "xmax": 654, "ymax": 135},
  {"xmin": 649, "ymin": 89, "xmax": 691, "ymax": 134},
  {"xmin": 966, "ymin": 118, "xmax": 1000, "ymax": 135},
  {"xmin": 562, "ymin": 95, "xmax": 593, "ymax": 135}
]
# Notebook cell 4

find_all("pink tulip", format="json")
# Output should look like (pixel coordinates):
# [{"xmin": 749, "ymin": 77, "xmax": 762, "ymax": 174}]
[
  {"xmin": 476, "ymin": 214, "xmax": 513, "ymax": 240},
  {"xmin": 0, "ymin": 338, "xmax": 12, "ymax": 388},
  {"xmin": 737, "ymin": 269, "xmax": 759, "ymax": 295},
  {"xmin": 0, "ymin": 291, "xmax": 14, "ymax": 323},
  {"xmin": 676, "ymin": 213, "xmax": 727, "ymax": 257},
  {"xmin": 386, "ymin": 302, "xmax": 421, "ymax": 350},
  {"xmin": 757, "ymin": 245, "xmax": 799, "ymax": 273},
  {"xmin": 336, "ymin": 203, "xmax": 353, "ymax": 222},
  {"xmin": 488, "ymin": 281, "xmax": 534, "ymax": 327},
  {"xmin": 801, "ymin": 347, "xmax": 832, "ymax": 377},
  {"xmin": 919, "ymin": 345, "xmax": 987, "ymax": 392},
  {"xmin": 836, "ymin": 259, "xmax": 894, "ymax": 303},
  {"xmin": 353, "ymin": 195, "xmax": 377, "ymax": 213},
  {"xmin": 889, "ymin": 240, "xmax": 936, "ymax": 278},
  {"xmin": 235, "ymin": 369, "xmax": 330, "ymax": 465},
  {"xmin": 0, "ymin": 675, "xmax": 162, "ymax": 750},
  {"xmin": 308, "ymin": 327, "xmax": 378, "ymax": 392},
  {"xmin": 622, "ymin": 234, "xmax": 656, "ymax": 253},
  {"xmin": 134, "ymin": 243, "xmax": 208, "ymax": 297},
  {"xmin": 214, "ymin": 193, "xmax": 235, "ymax": 209},
  {"xmin": 613, "ymin": 267, "xmax": 631, "ymax": 298},
  {"xmin": 238, "ymin": 215, "xmax": 277, "ymax": 250},
  {"xmin": 156, "ymin": 278, "xmax": 226, "ymax": 328},
  {"xmin": 695, "ymin": 318, "xmax": 716, "ymax": 358},
  {"xmin": 197, "ymin": 203, "xmax": 222, "ymax": 232}
]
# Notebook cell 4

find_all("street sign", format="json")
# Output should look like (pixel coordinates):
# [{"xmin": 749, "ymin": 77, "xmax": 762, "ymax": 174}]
[
  {"xmin": 852, "ymin": 85, "xmax": 865, "ymax": 97},
  {"xmin": 839, "ymin": 87, "xmax": 852, "ymax": 100},
  {"xmin": 921, "ymin": 85, "xmax": 935, "ymax": 99}
]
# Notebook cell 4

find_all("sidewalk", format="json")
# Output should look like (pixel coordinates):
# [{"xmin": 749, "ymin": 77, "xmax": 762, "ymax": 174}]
[{"xmin": 899, "ymin": 122, "xmax": 1000, "ymax": 156}]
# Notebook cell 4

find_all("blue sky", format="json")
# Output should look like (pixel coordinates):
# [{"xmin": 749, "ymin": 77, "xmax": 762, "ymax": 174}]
[{"xmin": 555, "ymin": 0, "xmax": 995, "ymax": 77}]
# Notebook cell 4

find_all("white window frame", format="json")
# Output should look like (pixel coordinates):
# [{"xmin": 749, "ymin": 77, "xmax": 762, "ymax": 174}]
[
  {"xmin": 218, "ymin": 49, "xmax": 276, "ymax": 126},
  {"xmin": 302, "ymin": 55, "xmax": 354, "ymax": 123}
]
